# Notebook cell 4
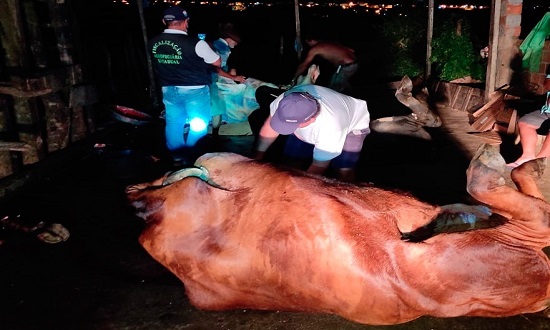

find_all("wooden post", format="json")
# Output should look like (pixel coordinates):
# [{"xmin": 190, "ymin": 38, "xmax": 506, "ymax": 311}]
[
  {"xmin": 294, "ymin": 0, "xmax": 302, "ymax": 59},
  {"xmin": 137, "ymin": 0, "xmax": 159, "ymax": 110},
  {"xmin": 1, "ymin": 0, "xmax": 30, "ymax": 68},
  {"xmin": 426, "ymin": 0, "xmax": 434, "ymax": 79},
  {"xmin": 486, "ymin": 0, "xmax": 502, "ymax": 98},
  {"xmin": 48, "ymin": 0, "xmax": 74, "ymax": 65}
]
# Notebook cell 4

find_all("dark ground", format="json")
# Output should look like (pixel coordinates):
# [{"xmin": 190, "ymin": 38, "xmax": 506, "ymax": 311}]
[
  {"xmin": 1, "ymin": 3, "xmax": 550, "ymax": 328},
  {"xmin": 0, "ymin": 84, "xmax": 549, "ymax": 329}
]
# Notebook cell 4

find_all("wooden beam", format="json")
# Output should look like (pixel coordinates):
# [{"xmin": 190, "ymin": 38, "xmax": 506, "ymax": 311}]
[
  {"xmin": 0, "ymin": 84, "xmax": 52, "ymax": 97},
  {"xmin": 485, "ymin": 0, "xmax": 502, "ymax": 97}
]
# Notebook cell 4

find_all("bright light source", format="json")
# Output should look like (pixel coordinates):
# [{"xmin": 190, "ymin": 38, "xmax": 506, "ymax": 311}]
[{"xmin": 189, "ymin": 117, "xmax": 207, "ymax": 132}]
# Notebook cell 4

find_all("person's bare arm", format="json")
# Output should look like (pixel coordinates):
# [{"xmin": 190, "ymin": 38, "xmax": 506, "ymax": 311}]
[
  {"xmin": 253, "ymin": 117, "xmax": 280, "ymax": 160},
  {"xmin": 210, "ymin": 57, "xmax": 222, "ymax": 68},
  {"xmin": 215, "ymin": 67, "xmax": 246, "ymax": 83},
  {"xmin": 307, "ymin": 159, "xmax": 331, "ymax": 175},
  {"xmin": 292, "ymin": 48, "xmax": 318, "ymax": 83}
]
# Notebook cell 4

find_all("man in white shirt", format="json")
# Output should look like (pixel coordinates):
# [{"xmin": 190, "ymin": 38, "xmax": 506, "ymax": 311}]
[{"xmin": 253, "ymin": 84, "xmax": 370, "ymax": 182}]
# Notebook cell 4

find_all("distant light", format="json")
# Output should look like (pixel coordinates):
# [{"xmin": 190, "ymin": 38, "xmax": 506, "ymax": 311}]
[{"xmin": 189, "ymin": 117, "xmax": 207, "ymax": 132}]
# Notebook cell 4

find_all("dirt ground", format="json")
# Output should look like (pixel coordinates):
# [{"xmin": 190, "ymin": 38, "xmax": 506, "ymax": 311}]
[{"xmin": 1, "ymin": 86, "xmax": 550, "ymax": 330}]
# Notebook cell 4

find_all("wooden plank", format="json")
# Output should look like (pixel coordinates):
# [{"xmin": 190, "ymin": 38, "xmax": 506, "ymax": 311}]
[
  {"xmin": 0, "ymin": 83, "xmax": 52, "ymax": 97},
  {"xmin": 445, "ymin": 83, "xmax": 456, "ymax": 108},
  {"xmin": 467, "ymin": 130, "xmax": 502, "ymax": 144},
  {"xmin": 507, "ymin": 108, "xmax": 518, "ymax": 135},
  {"xmin": 0, "ymin": 141, "xmax": 31, "ymax": 151},
  {"xmin": 491, "ymin": 107, "xmax": 518, "ymax": 135},
  {"xmin": 495, "ymin": 107, "xmax": 513, "ymax": 125},
  {"xmin": 472, "ymin": 91, "xmax": 504, "ymax": 118},
  {"xmin": 449, "ymin": 84, "xmax": 461, "ymax": 109},
  {"xmin": 471, "ymin": 104, "xmax": 503, "ymax": 132},
  {"xmin": 464, "ymin": 87, "xmax": 474, "ymax": 111},
  {"xmin": 466, "ymin": 88, "xmax": 485, "ymax": 113},
  {"xmin": 10, "ymin": 65, "xmax": 83, "ymax": 94}
]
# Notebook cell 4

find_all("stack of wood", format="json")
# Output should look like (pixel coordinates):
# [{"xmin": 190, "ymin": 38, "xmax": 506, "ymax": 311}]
[{"xmin": 468, "ymin": 91, "xmax": 519, "ymax": 144}]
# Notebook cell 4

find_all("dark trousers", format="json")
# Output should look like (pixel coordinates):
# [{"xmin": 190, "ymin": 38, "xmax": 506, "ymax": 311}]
[
  {"xmin": 248, "ymin": 86, "xmax": 285, "ymax": 137},
  {"xmin": 248, "ymin": 86, "xmax": 287, "ymax": 161}
]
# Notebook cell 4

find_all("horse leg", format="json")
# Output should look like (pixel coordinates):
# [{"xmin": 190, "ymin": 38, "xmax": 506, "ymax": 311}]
[
  {"xmin": 511, "ymin": 158, "xmax": 546, "ymax": 200},
  {"xmin": 466, "ymin": 144, "xmax": 549, "ymax": 226}
]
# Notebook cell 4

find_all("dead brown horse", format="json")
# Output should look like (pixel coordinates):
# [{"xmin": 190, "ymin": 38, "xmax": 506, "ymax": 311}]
[{"xmin": 126, "ymin": 144, "xmax": 550, "ymax": 325}]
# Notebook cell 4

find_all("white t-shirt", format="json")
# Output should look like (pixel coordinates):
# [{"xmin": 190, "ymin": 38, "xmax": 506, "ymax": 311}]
[
  {"xmin": 269, "ymin": 85, "xmax": 371, "ymax": 160},
  {"xmin": 163, "ymin": 29, "xmax": 219, "ymax": 64}
]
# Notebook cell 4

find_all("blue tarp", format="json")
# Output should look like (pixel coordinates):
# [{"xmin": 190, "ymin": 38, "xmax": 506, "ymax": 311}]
[{"xmin": 216, "ymin": 77, "xmax": 277, "ymax": 123}]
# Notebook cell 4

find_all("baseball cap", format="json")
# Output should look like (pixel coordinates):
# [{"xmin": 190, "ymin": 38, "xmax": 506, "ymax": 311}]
[
  {"xmin": 270, "ymin": 92, "xmax": 319, "ymax": 135},
  {"xmin": 163, "ymin": 6, "xmax": 189, "ymax": 22}
]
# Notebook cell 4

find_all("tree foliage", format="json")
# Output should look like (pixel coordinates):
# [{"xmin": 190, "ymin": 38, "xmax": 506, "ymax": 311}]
[
  {"xmin": 380, "ymin": 12, "xmax": 486, "ymax": 81},
  {"xmin": 379, "ymin": 13, "xmax": 426, "ymax": 78},
  {"xmin": 430, "ymin": 17, "xmax": 486, "ymax": 81}
]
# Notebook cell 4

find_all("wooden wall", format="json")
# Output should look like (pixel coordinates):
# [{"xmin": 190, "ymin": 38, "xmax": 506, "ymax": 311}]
[
  {"xmin": 523, "ymin": 40, "xmax": 550, "ymax": 95},
  {"xmin": 0, "ymin": 0, "xmax": 99, "ymax": 179},
  {"xmin": 433, "ymin": 40, "xmax": 550, "ymax": 114}
]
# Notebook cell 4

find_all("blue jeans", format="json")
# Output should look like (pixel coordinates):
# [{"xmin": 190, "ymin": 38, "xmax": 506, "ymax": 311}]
[{"xmin": 161, "ymin": 86, "xmax": 211, "ymax": 156}]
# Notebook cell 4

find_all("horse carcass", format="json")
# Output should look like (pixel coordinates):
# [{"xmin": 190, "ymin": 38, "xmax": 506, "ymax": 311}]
[{"xmin": 126, "ymin": 144, "xmax": 550, "ymax": 325}]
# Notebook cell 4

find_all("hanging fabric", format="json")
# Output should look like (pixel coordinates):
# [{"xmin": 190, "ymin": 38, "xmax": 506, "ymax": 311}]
[{"xmin": 519, "ymin": 12, "xmax": 550, "ymax": 72}]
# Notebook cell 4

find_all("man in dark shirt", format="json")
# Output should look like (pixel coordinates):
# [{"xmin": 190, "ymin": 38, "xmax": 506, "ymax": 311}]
[{"xmin": 149, "ymin": 6, "xmax": 222, "ymax": 165}]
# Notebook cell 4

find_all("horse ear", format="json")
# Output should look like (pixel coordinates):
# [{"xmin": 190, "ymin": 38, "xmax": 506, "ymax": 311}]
[{"xmin": 399, "ymin": 75, "xmax": 413, "ymax": 94}]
